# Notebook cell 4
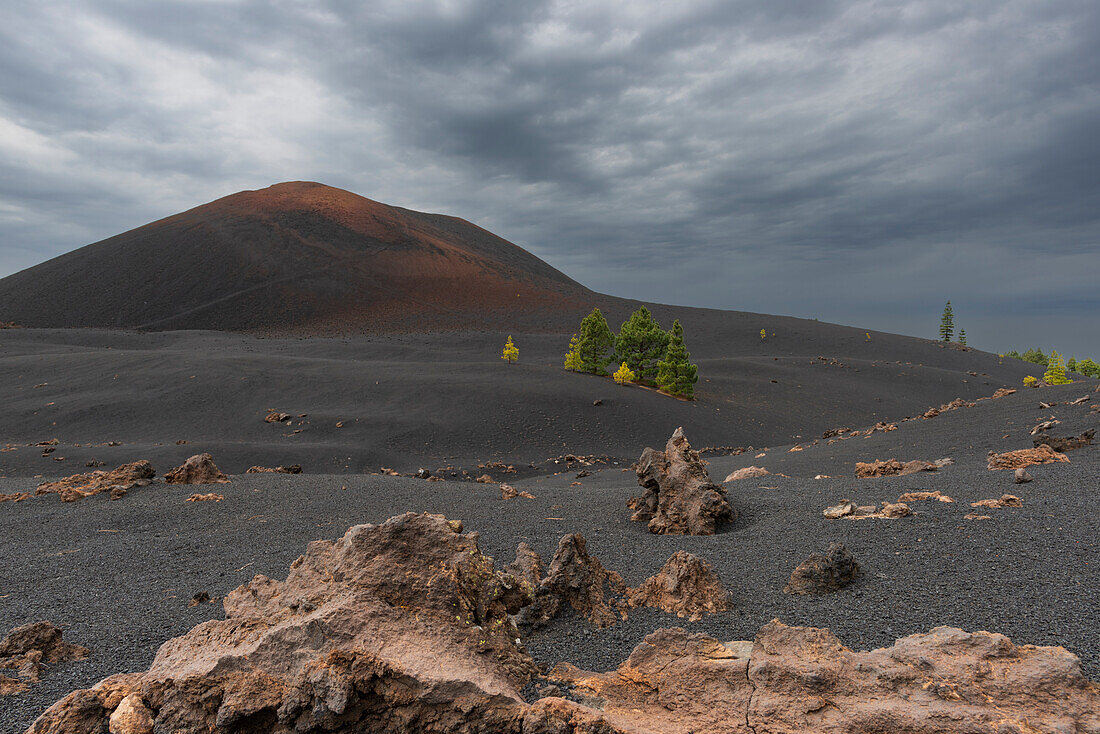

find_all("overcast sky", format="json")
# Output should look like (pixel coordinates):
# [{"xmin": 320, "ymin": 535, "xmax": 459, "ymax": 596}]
[{"xmin": 1, "ymin": 0, "xmax": 1097, "ymax": 356}]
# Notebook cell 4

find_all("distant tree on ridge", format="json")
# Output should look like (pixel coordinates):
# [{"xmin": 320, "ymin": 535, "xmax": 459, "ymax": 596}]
[{"xmin": 939, "ymin": 302, "xmax": 954, "ymax": 341}]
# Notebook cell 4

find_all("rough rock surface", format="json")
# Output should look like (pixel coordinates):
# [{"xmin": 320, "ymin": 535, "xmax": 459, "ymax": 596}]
[
  {"xmin": 549, "ymin": 628, "xmax": 752, "ymax": 734},
  {"xmin": 0, "ymin": 622, "xmax": 88, "ymax": 696},
  {"xmin": 0, "ymin": 492, "xmax": 31, "ymax": 503},
  {"xmin": 245, "ymin": 464, "xmax": 302, "ymax": 474},
  {"xmin": 987, "ymin": 445, "xmax": 1069, "ymax": 470},
  {"xmin": 185, "ymin": 493, "xmax": 224, "ymax": 502},
  {"xmin": 854, "ymin": 458, "xmax": 938, "ymax": 477},
  {"xmin": 263, "ymin": 411, "xmax": 291, "ymax": 423},
  {"xmin": 549, "ymin": 620, "xmax": 1100, "ymax": 733},
  {"xmin": 500, "ymin": 484, "xmax": 534, "ymax": 500},
  {"xmin": 783, "ymin": 543, "xmax": 860, "ymax": 594},
  {"xmin": 516, "ymin": 534, "xmax": 627, "ymax": 630},
  {"xmin": 1033, "ymin": 428, "xmax": 1095, "ymax": 452},
  {"xmin": 628, "ymin": 551, "xmax": 730, "ymax": 621},
  {"xmin": 897, "ymin": 489, "xmax": 955, "ymax": 502},
  {"xmin": 822, "ymin": 500, "xmax": 854, "ymax": 519},
  {"xmin": 971, "ymin": 494, "xmax": 1023, "ymax": 509},
  {"xmin": 28, "ymin": 513, "xmax": 537, "ymax": 733},
  {"xmin": 629, "ymin": 427, "xmax": 734, "ymax": 535},
  {"xmin": 34, "ymin": 462, "xmax": 155, "ymax": 502},
  {"xmin": 163, "ymin": 453, "xmax": 229, "ymax": 485},
  {"xmin": 745, "ymin": 620, "xmax": 1099, "ymax": 733},
  {"xmin": 722, "ymin": 466, "xmax": 769, "ymax": 482},
  {"xmin": 1014, "ymin": 468, "xmax": 1033, "ymax": 483}
]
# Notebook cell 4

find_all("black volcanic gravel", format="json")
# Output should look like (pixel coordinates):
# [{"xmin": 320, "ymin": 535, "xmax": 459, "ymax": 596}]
[{"xmin": 1, "ymin": 408, "xmax": 1096, "ymax": 731}]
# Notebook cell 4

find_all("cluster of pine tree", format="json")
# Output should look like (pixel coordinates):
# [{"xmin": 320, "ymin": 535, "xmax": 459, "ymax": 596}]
[
  {"xmin": 1004, "ymin": 348, "xmax": 1100, "ymax": 378},
  {"xmin": 564, "ymin": 307, "xmax": 699, "ymax": 399}
]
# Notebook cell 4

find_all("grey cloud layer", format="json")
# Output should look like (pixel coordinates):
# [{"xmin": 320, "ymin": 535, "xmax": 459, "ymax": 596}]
[{"xmin": 0, "ymin": 0, "xmax": 1097, "ymax": 354}]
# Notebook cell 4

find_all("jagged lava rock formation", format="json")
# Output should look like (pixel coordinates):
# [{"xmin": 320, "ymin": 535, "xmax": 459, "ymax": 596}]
[
  {"xmin": 163, "ymin": 453, "xmax": 229, "ymax": 484},
  {"xmin": 27, "ymin": 515, "xmax": 1100, "ymax": 733},
  {"xmin": 629, "ymin": 427, "xmax": 735, "ymax": 535}
]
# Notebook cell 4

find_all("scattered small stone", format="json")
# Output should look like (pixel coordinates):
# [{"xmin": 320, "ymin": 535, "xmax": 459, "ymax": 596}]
[
  {"xmin": 1014, "ymin": 468, "xmax": 1033, "ymax": 484},
  {"xmin": 965, "ymin": 513, "xmax": 992, "ymax": 520},
  {"xmin": 35, "ymin": 461, "xmax": 155, "ymax": 502},
  {"xmin": 971, "ymin": 494, "xmax": 1023, "ymax": 509},
  {"xmin": 85, "ymin": 460, "xmax": 106, "ymax": 468},
  {"xmin": 784, "ymin": 543, "xmax": 860, "ymax": 594},
  {"xmin": 164, "ymin": 454, "xmax": 229, "ymax": 485},
  {"xmin": 987, "ymin": 446, "xmax": 1068, "ymax": 470},
  {"xmin": 897, "ymin": 490, "xmax": 954, "ymax": 503},
  {"xmin": 724, "ymin": 466, "xmax": 769, "ymax": 482},
  {"xmin": 264, "ymin": 411, "xmax": 292, "ymax": 423},
  {"xmin": 476, "ymin": 474, "xmax": 493, "ymax": 483},
  {"xmin": 187, "ymin": 591, "xmax": 211, "ymax": 607},
  {"xmin": 415, "ymin": 468, "xmax": 432, "ymax": 479},
  {"xmin": 823, "ymin": 500, "xmax": 854, "ymax": 519},
  {"xmin": 186, "ymin": 493, "xmax": 224, "ymax": 502},
  {"xmin": 592, "ymin": 399, "xmax": 603, "ymax": 406},
  {"xmin": 245, "ymin": 464, "xmax": 302, "ymax": 474},
  {"xmin": 175, "ymin": 439, "xmax": 189, "ymax": 445}
]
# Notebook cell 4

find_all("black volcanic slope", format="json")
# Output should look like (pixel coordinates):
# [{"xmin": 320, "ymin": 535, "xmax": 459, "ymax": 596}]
[{"xmin": 0, "ymin": 182, "xmax": 593, "ymax": 332}]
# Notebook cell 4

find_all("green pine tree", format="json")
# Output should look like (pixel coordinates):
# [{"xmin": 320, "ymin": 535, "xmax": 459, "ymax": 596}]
[
  {"xmin": 1022, "ymin": 348, "xmax": 1047, "ymax": 366},
  {"xmin": 958, "ymin": 329, "xmax": 966, "ymax": 346},
  {"xmin": 614, "ymin": 306, "xmax": 670, "ymax": 383},
  {"xmin": 656, "ymin": 320, "xmax": 698, "ymax": 399},
  {"xmin": 1076, "ymin": 358, "xmax": 1100, "ymax": 378},
  {"xmin": 1066, "ymin": 357, "xmax": 1077, "ymax": 373},
  {"xmin": 575, "ymin": 308, "xmax": 615, "ymax": 375},
  {"xmin": 1043, "ymin": 351, "xmax": 1072, "ymax": 385},
  {"xmin": 939, "ymin": 301, "xmax": 954, "ymax": 341}
]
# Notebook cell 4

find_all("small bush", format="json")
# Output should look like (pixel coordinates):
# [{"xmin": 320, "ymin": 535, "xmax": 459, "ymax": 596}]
[
  {"xmin": 502, "ymin": 335, "xmax": 519, "ymax": 363},
  {"xmin": 1023, "ymin": 375, "xmax": 1038, "ymax": 388},
  {"xmin": 613, "ymin": 362, "xmax": 635, "ymax": 385}
]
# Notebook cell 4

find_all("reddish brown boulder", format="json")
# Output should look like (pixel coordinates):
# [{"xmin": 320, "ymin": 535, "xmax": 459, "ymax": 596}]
[
  {"xmin": 855, "ymin": 459, "xmax": 938, "ymax": 477},
  {"xmin": 515, "ymin": 534, "xmax": 627, "ymax": 630},
  {"xmin": 28, "ymin": 513, "xmax": 536, "ymax": 733},
  {"xmin": 0, "ymin": 621, "xmax": 88, "ymax": 695},
  {"xmin": 783, "ymin": 543, "xmax": 860, "ymax": 594},
  {"xmin": 628, "ymin": 551, "xmax": 730, "ymax": 621},
  {"xmin": 722, "ymin": 466, "xmax": 769, "ymax": 482},
  {"xmin": 630, "ymin": 427, "xmax": 734, "ymax": 535},
  {"xmin": 987, "ymin": 445, "xmax": 1069, "ymax": 470},
  {"xmin": 34, "ymin": 461, "xmax": 155, "ymax": 502},
  {"xmin": 1033, "ymin": 428, "xmax": 1095, "ymax": 452},
  {"xmin": 163, "ymin": 453, "xmax": 229, "ymax": 484},
  {"xmin": 245, "ymin": 464, "xmax": 302, "ymax": 474}
]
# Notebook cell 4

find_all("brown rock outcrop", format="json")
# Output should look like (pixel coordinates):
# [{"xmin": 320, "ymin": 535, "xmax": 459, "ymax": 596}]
[
  {"xmin": 971, "ymin": 494, "xmax": 1023, "ymax": 509},
  {"xmin": 991, "ymin": 387, "xmax": 1017, "ymax": 398},
  {"xmin": 163, "ymin": 453, "xmax": 229, "ymax": 484},
  {"xmin": 34, "ymin": 461, "xmax": 155, "ymax": 502},
  {"xmin": 855, "ymin": 459, "xmax": 938, "ymax": 477},
  {"xmin": 0, "ymin": 492, "xmax": 31, "ymax": 503},
  {"xmin": 628, "ymin": 551, "xmax": 729, "ymax": 621},
  {"xmin": 784, "ymin": 543, "xmax": 860, "ymax": 594},
  {"xmin": 550, "ymin": 628, "xmax": 753, "ymax": 734},
  {"xmin": 1033, "ymin": 428, "xmax": 1095, "ymax": 452},
  {"xmin": 500, "ymin": 484, "xmax": 534, "ymax": 500},
  {"xmin": 547, "ymin": 620, "xmax": 1100, "ymax": 733},
  {"xmin": 245, "ymin": 464, "xmax": 302, "ymax": 474},
  {"xmin": 745, "ymin": 620, "xmax": 1099, "ymax": 732},
  {"xmin": 722, "ymin": 466, "xmax": 769, "ymax": 482},
  {"xmin": 822, "ymin": 500, "xmax": 854, "ymax": 518},
  {"xmin": 987, "ymin": 445, "xmax": 1069, "ymax": 470},
  {"xmin": 28, "ymin": 513, "xmax": 537, "ymax": 733},
  {"xmin": 516, "ymin": 534, "xmax": 627, "ymax": 630},
  {"xmin": 630, "ymin": 427, "xmax": 734, "ymax": 535},
  {"xmin": 263, "ymin": 411, "xmax": 291, "ymax": 423},
  {"xmin": 0, "ymin": 622, "xmax": 88, "ymax": 695}
]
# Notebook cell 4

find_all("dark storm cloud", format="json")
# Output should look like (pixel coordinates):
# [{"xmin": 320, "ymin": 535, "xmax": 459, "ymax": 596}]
[{"xmin": 0, "ymin": 0, "xmax": 1097, "ymax": 354}]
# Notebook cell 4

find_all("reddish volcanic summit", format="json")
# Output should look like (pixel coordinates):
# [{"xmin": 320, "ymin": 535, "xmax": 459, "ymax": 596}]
[{"xmin": 0, "ymin": 182, "xmax": 593, "ymax": 332}]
